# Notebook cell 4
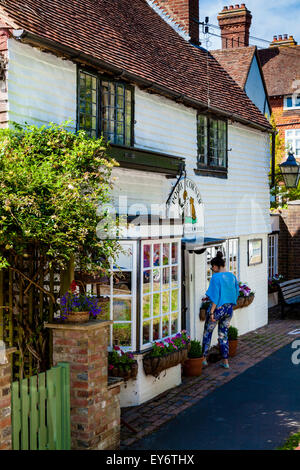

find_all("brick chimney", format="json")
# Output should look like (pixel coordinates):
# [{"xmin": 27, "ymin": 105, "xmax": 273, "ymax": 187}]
[
  {"xmin": 217, "ymin": 4, "xmax": 252, "ymax": 49},
  {"xmin": 153, "ymin": 0, "xmax": 200, "ymax": 45},
  {"xmin": 270, "ymin": 34, "xmax": 297, "ymax": 47}
]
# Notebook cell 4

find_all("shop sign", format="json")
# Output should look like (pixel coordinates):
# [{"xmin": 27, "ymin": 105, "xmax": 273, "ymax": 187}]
[{"xmin": 167, "ymin": 177, "xmax": 204, "ymax": 241}]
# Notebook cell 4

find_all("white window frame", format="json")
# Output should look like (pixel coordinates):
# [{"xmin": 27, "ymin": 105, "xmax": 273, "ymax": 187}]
[
  {"xmin": 206, "ymin": 238, "xmax": 240, "ymax": 289},
  {"xmin": 285, "ymin": 129, "xmax": 300, "ymax": 158},
  {"xmin": 284, "ymin": 94, "xmax": 300, "ymax": 110},
  {"xmin": 268, "ymin": 234, "xmax": 278, "ymax": 279},
  {"xmin": 140, "ymin": 238, "xmax": 182, "ymax": 351}
]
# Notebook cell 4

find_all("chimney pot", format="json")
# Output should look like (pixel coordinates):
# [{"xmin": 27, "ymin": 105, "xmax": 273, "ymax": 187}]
[
  {"xmin": 284, "ymin": 34, "xmax": 288, "ymax": 39},
  {"xmin": 279, "ymin": 35, "xmax": 282, "ymax": 40},
  {"xmin": 218, "ymin": 3, "xmax": 252, "ymax": 49},
  {"xmin": 273, "ymin": 35, "xmax": 277, "ymax": 41}
]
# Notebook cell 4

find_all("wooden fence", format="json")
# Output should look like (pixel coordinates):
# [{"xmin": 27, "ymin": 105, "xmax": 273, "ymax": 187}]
[
  {"xmin": 0, "ymin": 250, "xmax": 73, "ymax": 380},
  {"xmin": 11, "ymin": 362, "xmax": 71, "ymax": 450}
]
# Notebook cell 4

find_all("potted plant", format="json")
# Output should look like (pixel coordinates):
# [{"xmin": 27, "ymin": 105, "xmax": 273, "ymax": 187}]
[
  {"xmin": 59, "ymin": 281, "xmax": 102, "ymax": 323},
  {"xmin": 268, "ymin": 274, "xmax": 284, "ymax": 293},
  {"xmin": 108, "ymin": 346, "xmax": 138, "ymax": 380},
  {"xmin": 183, "ymin": 340, "xmax": 204, "ymax": 377},
  {"xmin": 228, "ymin": 326, "xmax": 238, "ymax": 357},
  {"xmin": 199, "ymin": 296, "xmax": 210, "ymax": 321},
  {"xmin": 143, "ymin": 331, "xmax": 190, "ymax": 377}
]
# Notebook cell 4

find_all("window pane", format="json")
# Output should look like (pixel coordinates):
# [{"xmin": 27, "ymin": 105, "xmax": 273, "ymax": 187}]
[
  {"xmin": 162, "ymin": 267, "xmax": 170, "ymax": 290},
  {"xmin": 162, "ymin": 315, "xmax": 169, "ymax": 338},
  {"xmin": 143, "ymin": 270, "xmax": 151, "ymax": 294},
  {"xmin": 143, "ymin": 321, "xmax": 150, "ymax": 344},
  {"xmin": 113, "ymin": 272, "xmax": 132, "ymax": 294},
  {"xmin": 197, "ymin": 114, "xmax": 208, "ymax": 165},
  {"xmin": 162, "ymin": 291, "xmax": 170, "ymax": 313},
  {"xmin": 153, "ymin": 293, "xmax": 160, "ymax": 316},
  {"xmin": 153, "ymin": 244, "xmax": 161, "ymax": 266},
  {"xmin": 171, "ymin": 289, "xmax": 179, "ymax": 312},
  {"xmin": 100, "ymin": 81, "xmax": 132, "ymax": 146},
  {"xmin": 143, "ymin": 245, "xmax": 151, "ymax": 268},
  {"xmin": 171, "ymin": 266, "xmax": 178, "ymax": 287},
  {"xmin": 209, "ymin": 118, "xmax": 218, "ymax": 165},
  {"xmin": 153, "ymin": 317, "xmax": 160, "ymax": 341},
  {"xmin": 113, "ymin": 323, "xmax": 131, "ymax": 347},
  {"xmin": 171, "ymin": 313, "xmax": 178, "ymax": 335},
  {"xmin": 163, "ymin": 243, "xmax": 170, "ymax": 265},
  {"xmin": 143, "ymin": 295, "xmax": 151, "ymax": 319},
  {"xmin": 286, "ymin": 96, "xmax": 293, "ymax": 107},
  {"xmin": 79, "ymin": 71, "xmax": 97, "ymax": 136},
  {"xmin": 172, "ymin": 243, "xmax": 178, "ymax": 264},
  {"xmin": 153, "ymin": 268, "xmax": 161, "ymax": 292},
  {"xmin": 113, "ymin": 298, "xmax": 131, "ymax": 321}
]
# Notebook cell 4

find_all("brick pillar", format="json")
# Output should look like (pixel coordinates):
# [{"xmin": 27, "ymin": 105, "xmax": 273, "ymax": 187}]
[
  {"xmin": 278, "ymin": 201, "xmax": 300, "ymax": 280},
  {"xmin": 0, "ymin": 347, "xmax": 16, "ymax": 450},
  {"xmin": 45, "ymin": 320, "xmax": 121, "ymax": 450}
]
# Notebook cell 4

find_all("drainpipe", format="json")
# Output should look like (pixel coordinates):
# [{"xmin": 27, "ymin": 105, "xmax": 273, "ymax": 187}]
[{"xmin": 271, "ymin": 130, "xmax": 276, "ymax": 188}]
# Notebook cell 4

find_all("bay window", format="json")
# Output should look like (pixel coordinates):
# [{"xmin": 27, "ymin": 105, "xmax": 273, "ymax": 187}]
[
  {"xmin": 141, "ymin": 240, "xmax": 181, "ymax": 350},
  {"xmin": 85, "ymin": 239, "xmax": 181, "ymax": 352},
  {"xmin": 78, "ymin": 70, "xmax": 133, "ymax": 146}
]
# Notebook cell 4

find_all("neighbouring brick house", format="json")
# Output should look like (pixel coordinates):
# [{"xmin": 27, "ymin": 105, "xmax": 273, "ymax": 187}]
[{"xmin": 258, "ymin": 39, "xmax": 300, "ymax": 163}]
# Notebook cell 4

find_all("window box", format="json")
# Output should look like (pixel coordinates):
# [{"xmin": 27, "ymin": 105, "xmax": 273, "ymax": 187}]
[{"xmin": 143, "ymin": 347, "xmax": 189, "ymax": 377}]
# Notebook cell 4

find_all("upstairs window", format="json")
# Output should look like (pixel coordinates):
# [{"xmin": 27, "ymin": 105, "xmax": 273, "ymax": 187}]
[
  {"xmin": 78, "ymin": 70, "xmax": 133, "ymax": 146},
  {"xmin": 197, "ymin": 114, "xmax": 227, "ymax": 171},
  {"xmin": 285, "ymin": 129, "xmax": 300, "ymax": 157},
  {"xmin": 284, "ymin": 94, "xmax": 300, "ymax": 110}
]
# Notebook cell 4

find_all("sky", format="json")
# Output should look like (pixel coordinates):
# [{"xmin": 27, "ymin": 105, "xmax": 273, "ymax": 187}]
[{"xmin": 198, "ymin": 0, "xmax": 300, "ymax": 50}]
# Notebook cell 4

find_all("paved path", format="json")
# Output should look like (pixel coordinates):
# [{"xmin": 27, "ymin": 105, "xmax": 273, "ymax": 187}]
[
  {"xmin": 121, "ymin": 316, "xmax": 300, "ymax": 449},
  {"xmin": 127, "ymin": 342, "xmax": 300, "ymax": 450}
]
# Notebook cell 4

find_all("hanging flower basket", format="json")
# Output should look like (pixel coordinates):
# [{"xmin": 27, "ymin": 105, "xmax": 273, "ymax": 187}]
[
  {"xmin": 143, "ymin": 347, "xmax": 188, "ymax": 377},
  {"xmin": 233, "ymin": 296, "xmax": 246, "ymax": 310},
  {"xmin": 243, "ymin": 293, "xmax": 255, "ymax": 307},
  {"xmin": 109, "ymin": 361, "xmax": 138, "ymax": 380}
]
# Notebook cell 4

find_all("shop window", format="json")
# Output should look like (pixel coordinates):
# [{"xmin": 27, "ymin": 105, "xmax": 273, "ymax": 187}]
[
  {"xmin": 197, "ymin": 114, "xmax": 227, "ymax": 173},
  {"xmin": 141, "ymin": 240, "xmax": 181, "ymax": 349},
  {"xmin": 268, "ymin": 234, "xmax": 278, "ymax": 279},
  {"xmin": 206, "ymin": 239, "xmax": 239, "ymax": 289},
  {"xmin": 78, "ymin": 70, "xmax": 133, "ymax": 146}
]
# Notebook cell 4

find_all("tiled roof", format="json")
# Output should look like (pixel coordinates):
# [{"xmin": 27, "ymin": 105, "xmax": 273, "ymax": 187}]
[
  {"xmin": 258, "ymin": 46, "xmax": 300, "ymax": 96},
  {"xmin": 0, "ymin": 0, "xmax": 271, "ymax": 130},
  {"xmin": 211, "ymin": 47, "xmax": 256, "ymax": 89}
]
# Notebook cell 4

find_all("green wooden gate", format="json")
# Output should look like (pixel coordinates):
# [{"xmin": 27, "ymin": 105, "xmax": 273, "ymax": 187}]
[{"xmin": 11, "ymin": 362, "xmax": 71, "ymax": 450}]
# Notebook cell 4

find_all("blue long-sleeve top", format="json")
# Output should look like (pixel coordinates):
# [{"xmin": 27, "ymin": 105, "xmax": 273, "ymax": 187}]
[{"xmin": 206, "ymin": 272, "xmax": 240, "ymax": 308}]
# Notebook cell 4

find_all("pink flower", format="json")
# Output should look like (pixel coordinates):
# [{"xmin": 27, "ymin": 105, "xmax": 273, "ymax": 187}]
[{"xmin": 108, "ymin": 364, "xmax": 114, "ymax": 370}]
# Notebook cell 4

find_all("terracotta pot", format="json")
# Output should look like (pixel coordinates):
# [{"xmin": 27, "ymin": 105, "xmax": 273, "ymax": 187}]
[
  {"xmin": 199, "ymin": 309, "xmax": 207, "ymax": 321},
  {"xmin": 229, "ymin": 339, "xmax": 238, "ymax": 357},
  {"xmin": 183, "ymin": 356, "xmax": 204, "ymax": 377},
  {"xmin": 65, "ymin": 311, "xmax": 90, "ymax": 323}
]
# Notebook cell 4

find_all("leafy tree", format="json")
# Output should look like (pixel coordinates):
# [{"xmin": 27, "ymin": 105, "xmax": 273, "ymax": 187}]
[
  {"xmin": 0, "ymin": 122, "xmax": 120, "ymax": 375},
  {"xmin": 0, "ymin": 121, "xmax": 120, "ymax": 271}
]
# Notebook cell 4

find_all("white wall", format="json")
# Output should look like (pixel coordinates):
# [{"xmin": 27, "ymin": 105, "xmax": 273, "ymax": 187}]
[
  {"xmin": 134, "ymin": 87, "xmax": 271, "ymax": 238},
  {"xmin": 7, "ymin": 39, "xmax": 77, "ymax": 129}
]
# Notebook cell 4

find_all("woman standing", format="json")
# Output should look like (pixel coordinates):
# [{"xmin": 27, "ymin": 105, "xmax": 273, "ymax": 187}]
[{"xmin": 202, "ymin": 251, "xmax": 239, "ymax": 369}]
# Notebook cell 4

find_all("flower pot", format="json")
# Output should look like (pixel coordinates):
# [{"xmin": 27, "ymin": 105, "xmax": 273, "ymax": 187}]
[
  {"xmin": 199, "ymin": 308, "xmax": 207, "ymax": 321},
  {"xmin": 65, "ymin": 311, "xmax": 90, "ymax": 323},
  {"xmin": 183, "ymin": 357, "xmax": 204, "ymax": 377},
  {"xmin": 108, "ymin": 360, "xmax": 138, "ymax": 380},
  {"xmin": 229, "ymin": 339, "xmax": 238, "ymax": 357}
]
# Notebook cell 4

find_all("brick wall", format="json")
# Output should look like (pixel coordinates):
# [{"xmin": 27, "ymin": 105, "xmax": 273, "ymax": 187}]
[
  {"xmin": 48, "ymin": 321, "xmax": 121, "ymax": 450},
  {"xmin": 0, "ymin": 348, "xmax": 15, "ymax": 450},
  {"xmin": 278, "ymin": 201, "xmax": 300, "ymax": 280}
]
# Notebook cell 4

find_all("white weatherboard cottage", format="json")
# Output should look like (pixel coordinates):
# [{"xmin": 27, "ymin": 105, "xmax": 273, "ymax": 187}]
[{"xmin": 0, "ymin": 0, "xmax": 271, "ymax": 406}]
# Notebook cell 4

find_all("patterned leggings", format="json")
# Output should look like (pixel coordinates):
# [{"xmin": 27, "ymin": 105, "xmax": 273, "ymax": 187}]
[{"xmin": 202, "ymin": 303, "xmax": 234, "ymax": 359}]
